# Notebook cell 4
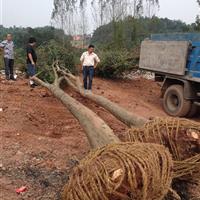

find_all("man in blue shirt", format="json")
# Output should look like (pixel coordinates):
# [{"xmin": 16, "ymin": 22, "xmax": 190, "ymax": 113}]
[{"xmin": 0, "ymin": 34, "xmax": 15, "ymax": 80}]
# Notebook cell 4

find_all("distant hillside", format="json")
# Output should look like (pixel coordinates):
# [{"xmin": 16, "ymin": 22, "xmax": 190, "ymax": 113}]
[
  {"xmin": 0, "ymin": 26, "xmax": 71, "ymax": 48},
  {"xmin": 0, "ymin": 26, "xmax": 74, "ymax": 71},
  {"xmin": 91, "ymin": 17, "xmax": 196, "ymax": 49}
]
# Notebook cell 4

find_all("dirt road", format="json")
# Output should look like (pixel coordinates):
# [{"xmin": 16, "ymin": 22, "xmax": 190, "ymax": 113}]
[{"xmin": 0, "ymin": 76, "xmax": 198, "ymax": 199}]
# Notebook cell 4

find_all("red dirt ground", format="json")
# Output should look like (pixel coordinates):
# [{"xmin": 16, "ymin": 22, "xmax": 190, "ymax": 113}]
[{"xmin": 0, "ymin": 75, "xmax": 199, "ymax": 200}]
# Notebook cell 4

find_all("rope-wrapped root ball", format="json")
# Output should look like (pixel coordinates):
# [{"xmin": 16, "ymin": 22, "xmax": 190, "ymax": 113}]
[
  {"xmin": 62, "ymin": 143, "xmax": 173, "ymax": 200},
  {"xmin": 173, "ymin": 154, "xmax": 200, "ymax": 179},
  {"xmin": 127, "ymin": 117, "xmax": 200, "ymax": 199},
  {"xmin": 127, "ymin": 117, "xmax": 200, "ymax": 160}
]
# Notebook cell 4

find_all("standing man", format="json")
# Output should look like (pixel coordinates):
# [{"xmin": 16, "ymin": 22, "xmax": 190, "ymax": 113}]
[
  {"xmin": 80, "ymin": 45, "xmax": 100, "ymax": 92},
  {"xmin": 0, "ymin": 34, "xmax": 15, "ymax": 80},
  {"xmin": 26, "ymin": 37, "xmax": 37, "ymax": 88}
]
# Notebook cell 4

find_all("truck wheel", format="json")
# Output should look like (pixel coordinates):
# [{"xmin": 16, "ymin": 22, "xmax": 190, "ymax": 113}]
[
  {"xmin": 163, "ymin": 85, "xmax": 191, "ymax": 117},
  {"xmin": 187, "ymin": 104, "xmax": 198, "ymax": 118}
]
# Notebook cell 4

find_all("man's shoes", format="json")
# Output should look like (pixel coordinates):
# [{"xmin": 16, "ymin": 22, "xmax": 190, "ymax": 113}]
[
  {"xmin": 30, "ymin": 84, "xmax": 35, "ymax": 88},
  {"xmin": 84, "ymin": 89, "xmax": 92, "ymax": 94},
  {"xmin": 84, "ymin": 89, "xmax": 88, "ymax": 95},
  {"xmin": 10, "ymin": 76, "xmax": 16, "ymax": 81},
  {"xmin": 6, "ymin": 76, "xmax": 10, "ymax": 80},
  {"xmin": 30, "ymin": 80, "xmax": 35, "ymax": 88},
  {"xmin": 29, "ymin": 79, "xmax": 37, "ymax": 88}
]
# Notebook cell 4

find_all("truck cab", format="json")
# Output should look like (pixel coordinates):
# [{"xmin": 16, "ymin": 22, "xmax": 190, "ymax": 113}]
[{"xmin": 139, "ymin": 33, "xmax": 200, "ymax": 117}]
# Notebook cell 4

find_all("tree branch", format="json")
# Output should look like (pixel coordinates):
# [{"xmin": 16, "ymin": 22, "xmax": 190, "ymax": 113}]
[
  {"xmin": 57, "ymin": 66, "xmax": 76, "ymax": 81},
  {"xmin": 31, "ymin": 76, "xmax": 51, "ymax": 89},
  {"xmin": 64, "ymin": 76, "xmax": 82, "ymax": 94},
  {"xmin": 52, "ymin": 62, "xmax": 59, "ymax": 84},
  {"xmin": 61, "ymin": 68, "xmax": 148, "ymax": 127},
  {"xmin": 57, "ymin": 76, "xmax": 65, "ymax": 86}
]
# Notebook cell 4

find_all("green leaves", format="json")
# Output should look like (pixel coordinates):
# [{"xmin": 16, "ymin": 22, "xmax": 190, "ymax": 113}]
[
  {"xmin": 0, "ymin": 26, "xmax": 75, "ymax": 76},
  {"xmin": 36, "ymin": 39, "xmax": 76, "ymax": 82},
  {"xmin": 37, "ymin": 40, "xmax": 76, "ymax": 72},
  {"xmin": 91, "ymin": 17, "xmax": 194, "ymax": 49},
  {"xmin": 196, "ymin": 0, "xmax": 200, "ymax": 31},
  {"xmin": 96, "ymin": 49, "xmax": 139, "ymax": 78}
]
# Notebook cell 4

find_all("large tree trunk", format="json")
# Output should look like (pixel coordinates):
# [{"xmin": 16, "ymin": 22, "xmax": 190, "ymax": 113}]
[
  {"xmin": 32, "ymin": 76, "xmax": 120, "ymax": 149},
  {"xmin": 32, "ymin": 70, "xmax": 198, "ymax": 200},
  {"xmin": 60, "ymin": 71, "xmax": 147, "ymax": 127}
]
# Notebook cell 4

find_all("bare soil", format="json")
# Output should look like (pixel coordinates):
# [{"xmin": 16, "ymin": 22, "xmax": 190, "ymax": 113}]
[{"xmin": 0, "ymin": 75, "xmax": 199, "ymax": 200}]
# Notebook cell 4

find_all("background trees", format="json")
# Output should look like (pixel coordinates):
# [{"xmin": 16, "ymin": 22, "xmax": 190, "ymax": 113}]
[
  {"xmin": 0, "ymin": 26, "xmax": 75, "ymax": 72},
  {"xmin": 196, "ymin": 0, "xmax": 200, "ymax": 31},
  {"xmin": 51, "ymin": 0, "xmax": 159, "ymax": 46},
  {"xmin": 91, "ymin": 17, "xmax": 195, "ymax": 48},
  {"xmin": 0, "ymin": 0, "xmax": 199, "ymax": 78}
]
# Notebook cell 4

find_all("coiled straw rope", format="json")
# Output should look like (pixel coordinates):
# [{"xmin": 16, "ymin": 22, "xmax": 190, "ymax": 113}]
[
  {"xmin": 126, "ymin": 117, "xmax": 200, "ymax": 190},
  {"xmin": 62, "ymin": 143, "xmax": 173, "ymax": 200},
  {"xmin": 173, "ymin": 154, "xmax": 200, "ymax": 179},
  {"xmin": 127, "ymin": 117, "xmax": 200, "ymax": 161}
]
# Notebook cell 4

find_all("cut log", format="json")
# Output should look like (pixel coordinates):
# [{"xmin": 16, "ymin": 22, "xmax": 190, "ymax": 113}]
[
  {"xmin": 32, "ymin": 75, "xmax": 120, "ymax": 149},
  {"xmin": 32, "ymin": 66, "xmax": 198, "ymax": 200},
  {"xmin": 58, "ymin": 69, "xmax": 147, "ymax": 127}
]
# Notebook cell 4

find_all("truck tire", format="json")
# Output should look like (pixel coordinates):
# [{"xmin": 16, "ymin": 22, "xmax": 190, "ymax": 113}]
[
  {"xmin": 187, "ymin": 103, "xmax": 198, "ymax": 118},
  {"xmin": 163, "ymin": 85, "xmax": 191, "ymax": 117}
]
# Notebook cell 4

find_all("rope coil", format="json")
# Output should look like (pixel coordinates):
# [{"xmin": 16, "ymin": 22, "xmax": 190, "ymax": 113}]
[
  {"xmin": 127, "ymin": 117, "xmax": 200, "ymax": 160},
  {"xmin": 62, "ymin": 143, "xmax": 173, "ymax": 200}
]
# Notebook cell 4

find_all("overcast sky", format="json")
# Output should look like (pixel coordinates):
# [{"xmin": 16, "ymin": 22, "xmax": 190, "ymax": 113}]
[{"xmin": 0, "ymin": 0, "xmax": 199, "ymax": 31}]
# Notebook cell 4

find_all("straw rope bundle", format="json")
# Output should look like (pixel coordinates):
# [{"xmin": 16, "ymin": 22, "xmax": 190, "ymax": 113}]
[
  {"xmin": 173, "ymin": 154, "xmax": 200, "ymax": 179},
  {"xmin": 62, "ymin": 143, "xmax": 173, "ymax": 200},
  {"xmin": 127, "ymin": 117, "xmax": 200, "ymax": 161},
  {"xmin": 126, "ymin": 117, "xmax": 200, "ymax": 199}
]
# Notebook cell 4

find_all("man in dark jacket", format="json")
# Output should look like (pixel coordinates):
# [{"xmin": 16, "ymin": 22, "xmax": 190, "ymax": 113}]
[{"xmin": 26, "ymin": 37, "xmax": 37, "ymax": 88}]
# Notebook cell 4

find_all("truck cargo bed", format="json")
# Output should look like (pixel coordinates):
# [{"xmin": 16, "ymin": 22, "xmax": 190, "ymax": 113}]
[
  {"xmin": 151, "ymin": 33, "xmax": 200, "ymax": 42},
  {"xmin": 139, "ymin": 40, "xmax": 189, "ymax": 76}
]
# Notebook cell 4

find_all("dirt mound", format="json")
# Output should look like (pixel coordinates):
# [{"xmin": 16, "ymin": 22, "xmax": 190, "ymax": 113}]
[{"xmin": 0, "ymin": 76, "xmax": 199, "ymax": 199}]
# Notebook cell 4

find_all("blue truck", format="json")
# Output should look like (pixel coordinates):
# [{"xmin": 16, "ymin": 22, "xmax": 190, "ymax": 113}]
[{"xmin": 139, "ymin": 33, "xmax": 200, "ymax": 117}]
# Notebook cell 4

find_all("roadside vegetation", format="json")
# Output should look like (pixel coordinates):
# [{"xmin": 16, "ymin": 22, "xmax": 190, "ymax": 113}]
[{"xmin": 0, "ymin": 0, "xmax": 199, "ymax": 78}]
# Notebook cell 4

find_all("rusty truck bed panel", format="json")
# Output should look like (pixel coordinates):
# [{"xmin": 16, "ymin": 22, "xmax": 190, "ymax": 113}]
[{"xmin": 139, "ymin": 40, "xmax": 189, "ymax": 76}]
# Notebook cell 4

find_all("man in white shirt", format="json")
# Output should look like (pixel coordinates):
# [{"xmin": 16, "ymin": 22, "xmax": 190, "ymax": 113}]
[{"xmin": 80, "ymin": 45, "xmax": 100, "ymax": 91}]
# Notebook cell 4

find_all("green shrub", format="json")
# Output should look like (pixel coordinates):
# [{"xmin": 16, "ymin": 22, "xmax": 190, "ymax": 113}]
[
  {"xmin": 33, "ymin": 40, "xmax": 77, "ymax": 82},
  {"xmin": 96, "ymin": 48, "xmax": 139, "ymax": 78},
  {"xmin": 37, "ymin": 40, "xmax": 76, "ymax": 72},
  {"xmin": 15, "ymin": 48, "xmax": 26, "ymax": 72}
]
